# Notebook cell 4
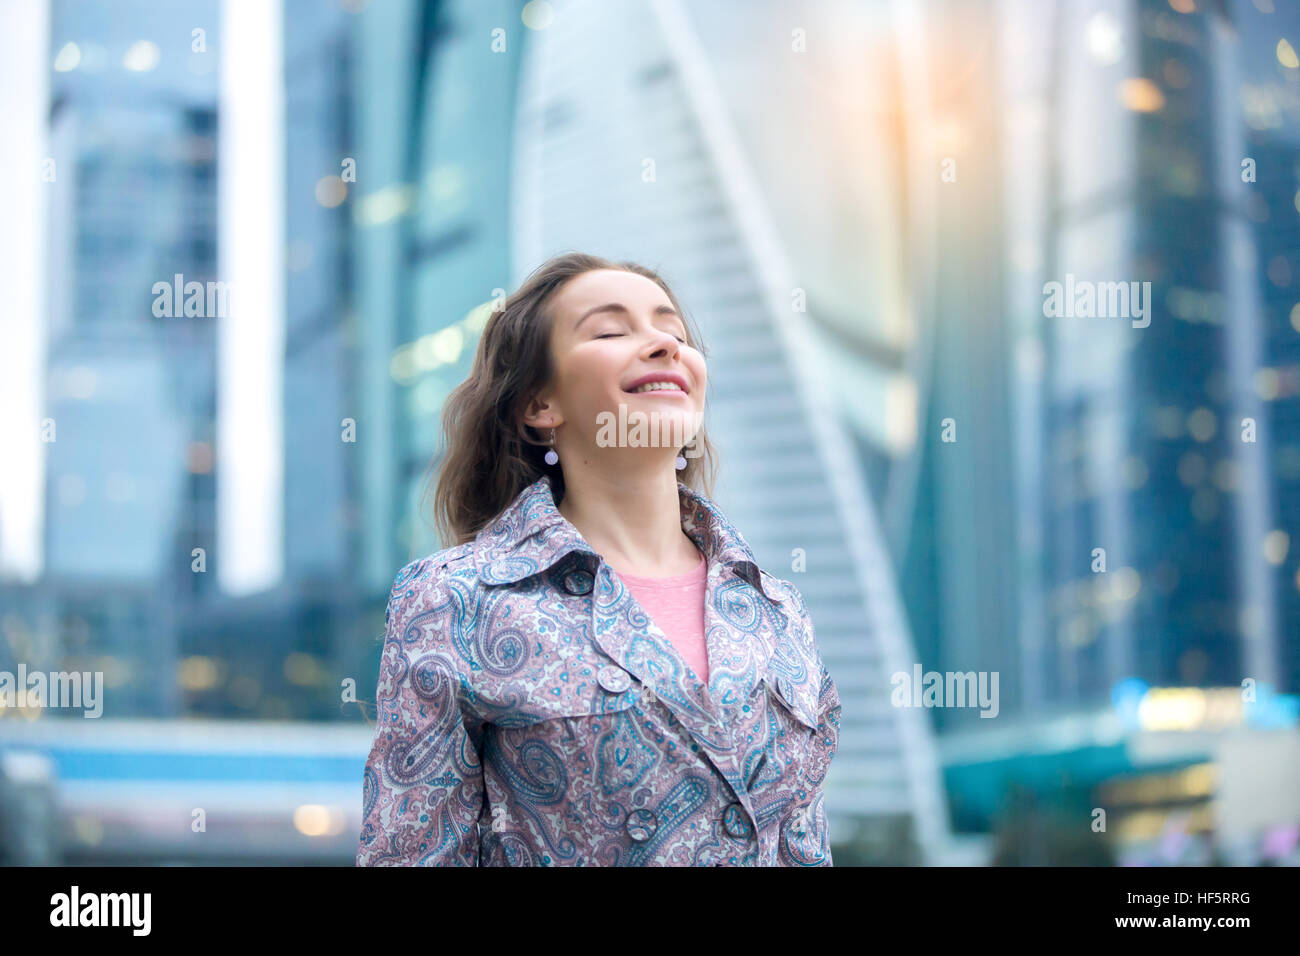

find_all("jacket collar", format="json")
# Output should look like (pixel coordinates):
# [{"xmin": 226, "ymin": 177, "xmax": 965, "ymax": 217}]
[{"xmin": 472, "ymin": 474, "xmax": 781, "ymax": 602}]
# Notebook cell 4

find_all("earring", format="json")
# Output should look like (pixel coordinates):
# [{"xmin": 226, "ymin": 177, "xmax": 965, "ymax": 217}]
[
  {"xmin": 674, "ymin": 450, "xmax": 687, "ymax": 470},
  {"xmin": 544, "ymin": 428, "xmax": 559, "ymax": 466}
]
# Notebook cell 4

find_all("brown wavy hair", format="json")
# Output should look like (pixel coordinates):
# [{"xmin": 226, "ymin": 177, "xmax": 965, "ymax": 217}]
[{"xmin": 424, "ymin": 252, "xmax": 718, "ymax": 546}]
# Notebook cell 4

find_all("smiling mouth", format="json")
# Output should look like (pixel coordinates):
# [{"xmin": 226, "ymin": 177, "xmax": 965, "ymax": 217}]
[{"xmin": 627, "ymin": 381, "xmax": 686, "ymax": 394}]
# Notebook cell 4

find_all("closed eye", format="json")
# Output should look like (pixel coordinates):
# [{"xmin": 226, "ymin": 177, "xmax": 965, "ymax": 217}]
[{"xmin": 598, "ymin": 332, "xmax": 691, "ymax": 343}]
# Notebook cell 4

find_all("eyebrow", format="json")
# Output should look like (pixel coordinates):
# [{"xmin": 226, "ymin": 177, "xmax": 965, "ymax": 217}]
[{"xmin": 573, "ymin": 302, "xmax": 682, "ymax": 332}]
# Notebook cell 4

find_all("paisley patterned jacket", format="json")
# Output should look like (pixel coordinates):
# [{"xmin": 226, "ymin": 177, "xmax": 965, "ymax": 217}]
[{"xmin": 356, "ymin": 474, "xmax": 841, "ymax": 866}]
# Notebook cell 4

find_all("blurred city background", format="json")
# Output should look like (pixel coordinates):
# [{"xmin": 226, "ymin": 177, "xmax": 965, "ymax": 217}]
[{"xmin": 1, "ymin": 0, "xmax": 1298, "ymax": 866}]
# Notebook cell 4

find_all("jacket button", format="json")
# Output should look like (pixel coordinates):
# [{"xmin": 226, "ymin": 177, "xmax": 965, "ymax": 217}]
[
  {"xmin": 721, "ymin": 802, "xmax": 751, "ymax": 839},
  {"xmin": 626, "ymin": 808, "xmax": 657, "ymax": 842},
  {"xmin": 563, "ymin": 569, "xmax": 594, "ymax": 595},
  {"xmin": 597, "ymin": 664, "xmax": 632, "ymax": 694}
]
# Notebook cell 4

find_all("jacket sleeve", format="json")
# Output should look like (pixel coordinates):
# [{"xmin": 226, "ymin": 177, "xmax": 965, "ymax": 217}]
[
  {"xmin": 777, "ymin": 583, "xmax": 841, "ymax": 867},
  {"xmin": 809, "ymin": 645, "xmax": 842, "ymax": 791},
  {"xmin": 356, "ymin": 564, "xmax": 486, "ymax": 866}
]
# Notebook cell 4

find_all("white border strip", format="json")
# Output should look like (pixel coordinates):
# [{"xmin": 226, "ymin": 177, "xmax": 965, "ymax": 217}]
[
  {"xmin": 0, "ymin": 0, "xmax": 51, "ymax": 583},
  {"xmin": 217, "ymin": 0, "xmax": 286, "ymax": 595}
]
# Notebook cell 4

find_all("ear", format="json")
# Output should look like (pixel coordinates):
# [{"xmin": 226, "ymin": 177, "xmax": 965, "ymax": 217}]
[{"xmin": 521, "ymin": 390, "xmax": 563, "ymax": 431}]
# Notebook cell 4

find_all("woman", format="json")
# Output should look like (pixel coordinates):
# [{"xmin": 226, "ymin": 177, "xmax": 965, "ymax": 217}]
[{"xmin": 356, "ymin": 252, "xmax": 841, "ymax": 866}]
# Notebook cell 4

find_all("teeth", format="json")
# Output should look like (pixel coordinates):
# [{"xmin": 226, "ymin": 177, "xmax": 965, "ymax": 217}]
[{"xmin": 632, "ymin": 381, "xmax": 683, "ymax": 393}]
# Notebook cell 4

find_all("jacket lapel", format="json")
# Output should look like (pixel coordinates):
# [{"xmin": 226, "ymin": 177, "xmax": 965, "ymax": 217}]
[{"xmin": 586, "ymin": 559, "xmax": 767, "ymax": 821}]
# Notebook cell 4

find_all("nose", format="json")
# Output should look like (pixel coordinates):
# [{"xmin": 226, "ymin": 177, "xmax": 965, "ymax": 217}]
[{"xmin": 642, "ymin": 327, "xmax": 681, "ymax": 361}]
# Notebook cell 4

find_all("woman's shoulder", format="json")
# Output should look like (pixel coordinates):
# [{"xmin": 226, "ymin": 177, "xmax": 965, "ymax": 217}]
[
  {"xmin": 384, "ymin": 541, "xmax": 479, "ymax": 634},
  {"xmin": 752, "ymin": 565, "xmax": 823, "ymax": 649},
  {"xmin": 753, "ymin": 566, "xmax": 808, "ymax": 614}
]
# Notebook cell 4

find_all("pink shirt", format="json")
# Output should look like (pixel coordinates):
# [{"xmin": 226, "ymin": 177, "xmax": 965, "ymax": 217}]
[{"xmin": 616, "ymin": 553, "xmax": 709, "ymax": 683}]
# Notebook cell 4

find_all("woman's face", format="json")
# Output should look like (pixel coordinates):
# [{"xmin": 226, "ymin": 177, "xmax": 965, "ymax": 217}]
[{"xmin": 530, "ymin": 269, "xmax": 707, "ymax": 460}]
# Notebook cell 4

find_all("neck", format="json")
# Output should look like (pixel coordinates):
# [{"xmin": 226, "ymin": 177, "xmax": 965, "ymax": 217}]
[{"xmin": 556, "ymin": 457, "xmax": 700, "ymax": 576}]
